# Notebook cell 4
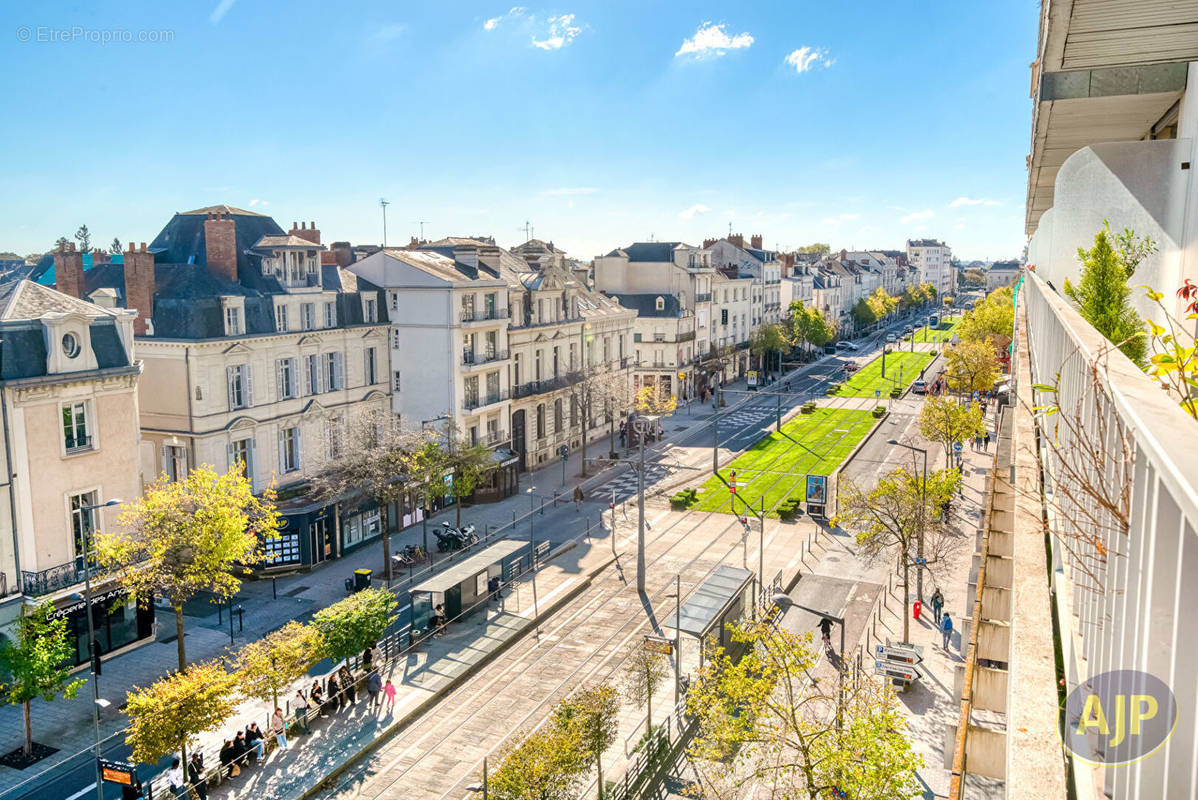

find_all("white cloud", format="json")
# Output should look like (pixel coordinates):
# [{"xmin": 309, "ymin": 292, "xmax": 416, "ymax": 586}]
[
  {"xmin": 210, "ymin": 0, "xmax": 236, "ymax": 24},
  {"xmin": 856, "ymin": 225, "xmax": 875, "ymax": 236},
  {"xmin": 532, "ymin": 14, "xmax": 581, "ymax": 49},
  {"xmin": 678, "ymin": 204, "xmax": 710, "ymax": 220},
  {"xmin": 675, "ymin": 22, "xmax": 754, "ymax": 58},
  {"xmin": 955, "ymin": 223, "xmax": 965, "ymax": 230},
  {"xmin": 542, "ymin": 187, "xmax": 598, "ymax": 196},
  {"xmin": 249, "ymin": 198, "xmax": 260, "ymax": 207},
  {"xmin": 784, "ymin": 46, "xmax": 832, "ymax": 73},
  {"xmin": 900, "ymin": 209, "xmax": 934, "ymax": 223},
  {"xmin": 371, "ymin": 24, "xmax": 405, "ymax": 42},
  {"xmin": 483, "ymin": 7, "xmax": 526, "ymax": 31},
  {"xmin": 819, "ymin": 213, "xmax": 859, "ymax": 226},
  {"xmin": 949, "ymin": 196, "xmax": 1000, "ymax": 207}
]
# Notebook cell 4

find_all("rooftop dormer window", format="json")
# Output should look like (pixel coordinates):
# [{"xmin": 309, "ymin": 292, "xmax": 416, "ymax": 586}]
[{"xmin": 655, "ymin": 296, "xmax": 665, "ymax": 311}]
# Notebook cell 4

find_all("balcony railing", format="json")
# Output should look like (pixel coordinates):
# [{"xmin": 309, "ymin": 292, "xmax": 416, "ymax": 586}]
[
  {"xmin": 22, "ymin": 561, "xmax": 96, "ymax": 597},
  {"xmin": 512, "ymin": 370, "xmax": 585, "ymax": 399},
  {"xmin": 695, "ymin": 293, "xmax": 712, "ymax": 303},
  {"xmin": 462, "ymin": 349, "xmax": 509, "ymax": 367},
  {"xmin": 460, "ymin": 307, "xmax": 510, "ymax": 323},
  {"xmin": 484, "ymin": 429, "xmax": 509, "ymax": 447},
  {"xmin": 463, "ymin": 389, "xmax": 510, "ymax": 411},
  {"xmin": 65, "ymin": 434, "xmax": 93, "ymax": 453}
]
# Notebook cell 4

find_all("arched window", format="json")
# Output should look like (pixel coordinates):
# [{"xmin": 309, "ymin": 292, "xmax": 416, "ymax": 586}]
[
  {"xmin": 536, "ymin": 404, "xmax": 546, "ymax": 438},
  {"xmin": 554, "ymin": 398, "xmax": 564, "ymax": 432}
]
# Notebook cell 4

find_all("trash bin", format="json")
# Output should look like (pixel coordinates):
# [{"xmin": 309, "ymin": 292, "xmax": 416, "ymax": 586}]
[
  {"xmin": 353, "ymin": 569, "xmax": 372, "ymax": 591},
  {"xmin": 912, "ymin": 600, "xmax": 922, "ymax": 620}
]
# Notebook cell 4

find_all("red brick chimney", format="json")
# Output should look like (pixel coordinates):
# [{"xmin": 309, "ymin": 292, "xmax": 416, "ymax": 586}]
[
  {"xmin": 53, "ymin": 242, "xmax": 84, "ymax": 298},
  {"xmin": 290, "ymin": 220, "xmax": 321, "ymax": 245},
  {"xmin": 204, "ymin": 212, "xmax": 238, "ymax": 284},
  {"xmin": 123, "ymin": 241, "xmax": 155, "ymax": 335},
  {"xmin": 839, "ymin": 249, "xmax": 847, "ymax": 261},
  {"xmin": 702, "ymin": 237, "xmax": 718, "ymax": 249},
  {"xmin": 750, "ymin": 234, "xmax": 762, "ymax": 250},
  {"xmin": 728, "ymin": 233, "xmax": 744, "ymax": 249}
]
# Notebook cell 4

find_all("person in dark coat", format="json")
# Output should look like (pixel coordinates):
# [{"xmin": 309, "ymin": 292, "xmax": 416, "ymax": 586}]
[
  {"xmin": 188, "ymin": 751, "xmax": 208, "ymax": 800},
  {"xmin": 340, "ymin": 665, "xmax": 357, "ymax": 705},
  {"xmin": 219, "ymin": 739, "xmax": 236, "ymax": 779},
  {"xmin": 231, "ymin": 732, "xmax": 250, "ymax": 768},
  {"xmin": 327, "ymin": 672, "xmax": 342, "ymax": 712}
]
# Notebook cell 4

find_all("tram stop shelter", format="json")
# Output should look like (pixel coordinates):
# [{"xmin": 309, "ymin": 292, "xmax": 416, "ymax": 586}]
[
  {"xmin": 666, "ymin": 564, "xmax": 754, "ymax": 665},
  {"xmin": 409, "ymin": 539, "xmax": 528, "ymax": 632}
]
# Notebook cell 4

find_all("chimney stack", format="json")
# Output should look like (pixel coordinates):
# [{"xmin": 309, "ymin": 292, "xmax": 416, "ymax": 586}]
[
  {"xmin": 728, "ymin": 233, "xmax": 744, "ymax": 249},
  {"xmin": 289, "ymin": 220, "xmax": 321, "ymax": 245},
  {"xmin": 839, "ymin": 249, "xmax": 847, "ymax": 261},
  {"xmin": 204, "ymin": 212, "xmax": 238, "ymax": 284},
  {"xmin": 53, "ymin": 241, "xmax": 84, "ymax": 298},
  {"xmin": 331, "ymin": 241, "xmax": 354, "ymax": 267},
  {"xmin": 750, "ymin": 234, "xmax": 762, "ymax": 250},
  {"xmin": 123, "ymin": 240, "xmax": 156, "ymax": 335}
]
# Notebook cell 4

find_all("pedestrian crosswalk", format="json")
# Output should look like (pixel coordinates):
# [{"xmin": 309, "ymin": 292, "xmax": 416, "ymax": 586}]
[{"xmin": 591, "ymin": 463, "xmax": 674, "ymax": 501}]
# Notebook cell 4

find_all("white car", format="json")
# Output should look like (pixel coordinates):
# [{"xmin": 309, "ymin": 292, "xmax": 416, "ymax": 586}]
[
  {"xmin": 836, "ymin": 341, "xmax": 858, "ymax": 351},
  {"xmin": 885, "ymin": 333, "xmax": 897, "ymax": 343}
]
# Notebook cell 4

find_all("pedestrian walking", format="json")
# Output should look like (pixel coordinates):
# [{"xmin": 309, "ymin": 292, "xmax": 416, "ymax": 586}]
[
  {"xmin": 983, "ymin": 430, "xmax": 991, "ymax": 450},
  {"xmin": 362, "ymin": 645, "xmax": 374, "ymax": 671},
  {"xmin": 930, "ymin": 588, "xmax": 944, "ymax": 624},
  {"xmin": 293, "ymin": 689, "xmax": 311, "ymax": 734},
  {"xmin": 188, "ymin": 751, "xmax": 208, "ymax": 800},
  {"xmin": 270, "ymin": 707, "xmax": 288, "ymax": 751},
  {"xmin": 168, "ymin": 758, "xmax": 187, "ymax": 798},
  {"xmin": 384, "ymin": 678, "xmax": 396, "ymax": 712},
  {"xmin": 941, "ymin": 613, "xmax": 954, "ymax": 650},
  {"xmin": 367, "ymin": 668, "xmax": 382, "ymax": 707},
  {"xmin": 572, "ymin": 485, "xmax": 584, "ymax": 511}
]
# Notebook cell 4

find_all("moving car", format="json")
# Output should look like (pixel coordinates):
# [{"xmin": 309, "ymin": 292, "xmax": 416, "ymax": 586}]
[
  {"xmin": 885, "ymin": 333, "xmax": 897, "ymax": 343},
  {"xmin": 912, "ymin": 379, "xmax": 927, "ymax": 394},
  {"xmin": 836, "ymin": 341, "xmax": 859, "ymax": 351}
]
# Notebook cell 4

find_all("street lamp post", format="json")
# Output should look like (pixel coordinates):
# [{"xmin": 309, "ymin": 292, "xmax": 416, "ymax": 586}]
[
  {"xmin": 633, "ymin": 415, "xmax": 655, "ymax": 594},
  {"xmin": 889, "ymin": 440, "xmax": 928, "ymax": 603},
  {"xmin": 80, "ymin": 498, "xmax": 122, "ymax": 800}
]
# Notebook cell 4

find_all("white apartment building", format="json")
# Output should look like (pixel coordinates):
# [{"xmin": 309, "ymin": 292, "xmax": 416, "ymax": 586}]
[
  {"xmin": 605, "ymin": 293, "xmax": 696, "ymax": 401},
  {"xmin": 703, "ymin": 235, "xmax": 785, "ymax": 327},
  {"xmin": 75, "ymin": 207, "xmax": 394, "ymax": 571},
  {"xmin": 906, "ymin": 239, "xmax": 954, "ymax": 298}
]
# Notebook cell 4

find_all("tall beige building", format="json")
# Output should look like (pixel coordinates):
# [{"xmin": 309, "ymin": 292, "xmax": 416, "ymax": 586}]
[{"xmin": 0, "ymin": 278, "xmax": 151, "ymax": 664}]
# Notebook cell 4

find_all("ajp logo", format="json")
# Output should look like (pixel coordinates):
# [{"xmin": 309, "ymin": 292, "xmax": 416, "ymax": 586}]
[{"xmin": 1063, "ymin": 670, "xmax": 1177, "ymax": 765}]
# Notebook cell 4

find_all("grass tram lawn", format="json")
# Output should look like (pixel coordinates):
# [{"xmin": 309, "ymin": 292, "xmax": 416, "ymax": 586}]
[
  {"xmin": 831, "ymin": 351, "xmax": 935, "ymax": 398},
  {"xmin": 688, "ymin": 408, "xmax": 877, "ymax": 515},
  {"xmin": 906, "ymin": 315, "xmax": 962, "ymax": 343}
]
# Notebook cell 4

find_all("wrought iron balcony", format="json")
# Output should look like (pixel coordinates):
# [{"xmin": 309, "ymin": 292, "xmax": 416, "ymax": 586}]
[
  {"xmin": 463, "ymin": 390, "xmax": 510, "ymax": 411},
  {"xmin": 462, "ymin": 349, "xmax": 509, "ymax": 367},
  {"xmin": 21, "ymin": 560, "xmax": 97, "ymax": 597},
  {"xmin": 695, "ymin": 293, "xmax": 713, "ymax": 303}
]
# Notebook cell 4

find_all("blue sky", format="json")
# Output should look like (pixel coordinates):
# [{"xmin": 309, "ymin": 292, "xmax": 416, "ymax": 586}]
[{"xmin": 1, "ymin": 1, "xmax": 1036, "ymax": 261}]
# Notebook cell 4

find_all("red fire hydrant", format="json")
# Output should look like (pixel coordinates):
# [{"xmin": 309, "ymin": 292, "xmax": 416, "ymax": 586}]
[{"xmin": 913, "ymin": 600, "xmax": 922, "ymax": 620}]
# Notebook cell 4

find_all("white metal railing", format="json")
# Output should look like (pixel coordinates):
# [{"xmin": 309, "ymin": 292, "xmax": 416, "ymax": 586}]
[{"xmin": 1022, "ymin": 271, "xmax": 1198, "ymax": 799}]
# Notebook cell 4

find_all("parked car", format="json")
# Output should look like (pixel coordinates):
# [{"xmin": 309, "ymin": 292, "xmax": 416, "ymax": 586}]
[
  {"xmin": 912, "ymin": 379, "xmax": 927, "ymax": 394},
  {"xmin": 885, "ymin": 333, "xmax": 897, "ymax": 343},
  {"xmin": 823, "ymin": 344, "xmax": 837, "ymax": 355},
  {"xmin": 837, "ymin": 341, "xmax": 859, "ymax": 351}
]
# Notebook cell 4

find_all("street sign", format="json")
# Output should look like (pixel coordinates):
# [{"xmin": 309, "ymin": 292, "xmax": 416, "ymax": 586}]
[
  {"xmin": 876, "ymin": 642, "xmax": 924, "ymax": 665},
  {"xmin": 644, "ymin": 634, "xmax": 674, "ymax": 655},
  {"xmin": 954, "ymin": 441, "xmax": 963, "ymax": 453},
  {"xmin": 874, "ymin": 389, "xmax": 881, "ymax": 398},
  {"xmin": 100, "ymin": 758, "xmax": 137, "ymax": 786},
  {"xmin": 559, "ymin": 444, "xmax": 569, "ymax": 459},
  {"xmin": 914, "ymin": 557, "xmax": 927, "ymax": 566}
]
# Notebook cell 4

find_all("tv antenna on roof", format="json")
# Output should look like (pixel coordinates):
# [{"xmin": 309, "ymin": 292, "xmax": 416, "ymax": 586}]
[
  {"xmin": 519, "ymin": 220, "xmax": 534, "ymax": 242},
  {"xmin": 413, "ymin": 220, "xmax": 429, "ymax": 241},
  {"xmin": 379, "ymin": 198, "xmax": 390, "ymax": 248}
]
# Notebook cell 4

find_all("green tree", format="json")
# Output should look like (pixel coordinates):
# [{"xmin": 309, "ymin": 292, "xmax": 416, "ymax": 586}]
[
  {"xmin": 109, "ymin": 237, "xmax": 122, "ymax": 255},
  {"xmin": 633, "ymin": 382, "xmax": 677, "ymax": 416},
  {"xmin": 73, "ymin": 224, "xmax": 92, "ymax": 254},
  {"xmin": 919, "ymin": 396, "xmax": 986, "ymax": 462},
  {"xmin": 54, "ymin": 236, "xmax": 70, "ymax": 251},
  {"xmin": 555, "ymin": 683, "xmax": 620, "ymax": 799},
  {"xmin": 312, "ymin": 410, "xmax": 421, "ymax": 583},
  {"xmin": 622, "ymin": 643, "xmax": 669, "ymax": 736},
  {"xmin": 565, "ymin": 350, "xmax": 631, "ymax": 476},
  {"xmin": 236, "ymin": 621, "xmax": 325, "ymax": 709},
  {"xmin": 749, "ymin": 323, "xmax": 790, "ymax": 379},
  {"xmin": 850, "ymin": 297, "xmax": 876, "ymax": 329},
  {"xmin": 686, "ymin": 619, "xmax": 921, "ymax": 800},
  {"xmin": 796, "ymin": 243, "xmax": 830, "ymax": 255},
  {"xmin": 0, "ymin": 602, "xmax": 85, "ymax": 757},
  {"xmin": 944, "ymin": 339, "xmax": 1001, "ymax": 396},
  {"xmin": 1065, "ymin": 227, "xmax": 1148, "ymax": 365},
  {"xmin": 96, "ymin": 465, "xmax": 281, "ymax": 671},
  {"xmin": 488, "ymin": 720, "xmax": 586, "ymax": 800},
  {"xmin": 311, "ymin": 587, "xmax": 399, "ymax": 664},
  {"xmin": 964, "ymin": 268, "xmax": 986, "ymax": 287},
  {"xmin": 958, "ymin": 286, "xmax": 1014, "ymax": 354},
  {"xmin": 125, "ymin": 660, "xmax": 238, "ymax": 769},
  {"xmin": 448, "ymin": 434, "xmax": 497, "ymax": 525},
  {"xmin": 789, "ymin": 301, "xmax": 835, "ymax": 355},
  {"xmin": 839, "ymin": 466, "xmax": 962, "ymax": 642},
  {"xmin": 399, "ymin": 433, "xmax": 454, "ymax": 541}
]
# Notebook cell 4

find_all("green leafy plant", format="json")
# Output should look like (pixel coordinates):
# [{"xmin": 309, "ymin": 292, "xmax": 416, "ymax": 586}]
[
  {"xmin": 236, "ymin": 621, "xmax": 325, "ymax": 709},
  {"xmin": 125, "ymin": 660, "xmax": 238, "ymax": 768},
  {"xmin": 1141, "ymin": 284, "xmax": 1198, "ymax": 420},
  {"xmin": 0, "ymin": 602, "xmax": 85, "ymax": 757},
  {"xmin": 554, "ymin": 683, "xmax": 620, "ymax": 800},
  {"xmin": 1064, "ymin": 225, "xmax": 1150, "ymax": 366},
  {"xmin": 311, "ymin": 587, "xmax": 399, "ymax": 664}
]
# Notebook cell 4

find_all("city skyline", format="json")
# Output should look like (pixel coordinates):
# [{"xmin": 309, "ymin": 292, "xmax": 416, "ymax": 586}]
[{"xmin": 1, "ymin": 1, "xmax": 1034, "ymax": 261}]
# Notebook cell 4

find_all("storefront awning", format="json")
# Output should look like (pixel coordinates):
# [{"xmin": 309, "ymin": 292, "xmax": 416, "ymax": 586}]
[{"xmin": 666, "ymin": 564, "xmax": 753, "ymax": 639}]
